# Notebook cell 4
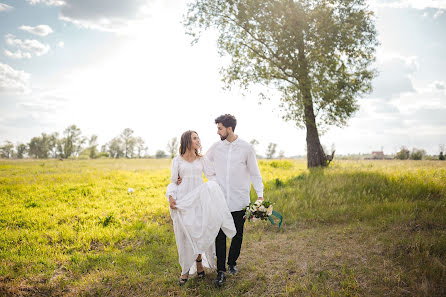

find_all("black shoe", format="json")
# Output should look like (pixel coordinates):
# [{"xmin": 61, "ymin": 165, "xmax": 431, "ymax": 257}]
[
  {"xmin": 214, "ymin": 271, "xmax": 226, "ymax": 287},
  {"xmin": 228, "ymin": 265, "xmax": 238, "ymax": 276},
  {"xmin": 178, "ymin": 277, "xmax": 188, "ymax": 286}
]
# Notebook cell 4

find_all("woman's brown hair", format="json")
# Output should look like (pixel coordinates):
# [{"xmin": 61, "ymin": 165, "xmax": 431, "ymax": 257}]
[{"xmin": 179, "ymin": 130, "xmax": 202, "ymax": 157}]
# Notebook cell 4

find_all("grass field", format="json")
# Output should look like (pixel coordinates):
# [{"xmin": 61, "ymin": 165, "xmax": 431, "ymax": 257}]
[{"xmin": 0, "ymin": 159, "xmax": 445, "ymax": 296}]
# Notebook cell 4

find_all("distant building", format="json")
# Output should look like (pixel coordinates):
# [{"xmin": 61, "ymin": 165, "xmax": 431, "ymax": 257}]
[{"xmin": 371, "ymin": 151, "xmax": 384, "ymax": 160}]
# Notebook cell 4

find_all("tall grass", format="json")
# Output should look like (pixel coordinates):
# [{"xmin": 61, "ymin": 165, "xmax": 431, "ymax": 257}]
[{"xmin": 1, "ymin": 159, "xmax": 445, "ymax": 295}]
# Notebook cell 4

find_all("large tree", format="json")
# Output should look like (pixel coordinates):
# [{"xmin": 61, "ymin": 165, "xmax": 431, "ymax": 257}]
[{"xmin": 185, "ymin": 0, "xmax": 377, "ymax": 167}]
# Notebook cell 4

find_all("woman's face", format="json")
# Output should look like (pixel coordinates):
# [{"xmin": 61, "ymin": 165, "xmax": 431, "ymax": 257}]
[{"xmin": 190, "ymin": 132, "xmax": 201, "ymax": 151}]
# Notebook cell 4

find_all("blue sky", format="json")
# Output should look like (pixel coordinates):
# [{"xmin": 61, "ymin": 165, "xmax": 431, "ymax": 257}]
[{"xmin": 1, "ymin": 0, "xmax": 445, "ymax": 156}]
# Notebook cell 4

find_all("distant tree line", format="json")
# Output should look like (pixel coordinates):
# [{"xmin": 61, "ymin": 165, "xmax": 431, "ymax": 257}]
[
  {"xmin": 395, "ymin": 145, "xmax": 445, "ymax": 161},
  {"xmin": 2, "ymin": 129, "xmax": 443, "ymax": 161},
  {"xmin": 0, "ymin": 125, "xmax": 151, "ymax": 159}
]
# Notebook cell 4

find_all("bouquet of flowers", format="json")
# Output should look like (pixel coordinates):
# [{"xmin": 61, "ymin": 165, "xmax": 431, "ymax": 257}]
[
  {"xmin": 244, "ymin": 199, "xmax": 273, "ymax": 222},
  {"xmin": 244, "ymin": 199, "xmax": 283, "ymax": 229}
]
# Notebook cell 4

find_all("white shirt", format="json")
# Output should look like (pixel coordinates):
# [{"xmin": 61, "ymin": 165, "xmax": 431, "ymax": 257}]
[{"xmin": 206, "ymin": 137, "xmax": 264, "ymax": 212}]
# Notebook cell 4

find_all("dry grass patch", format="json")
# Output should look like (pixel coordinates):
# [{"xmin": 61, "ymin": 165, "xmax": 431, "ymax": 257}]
[{"xmin": 238, "ymin": 223, "xmax": 423, "ymax": 296}]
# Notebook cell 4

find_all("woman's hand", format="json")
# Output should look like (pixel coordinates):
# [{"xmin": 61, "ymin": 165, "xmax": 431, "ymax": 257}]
[{"xmin": 169, "ymin": 196, "xmax": 177, "ymax": 209}]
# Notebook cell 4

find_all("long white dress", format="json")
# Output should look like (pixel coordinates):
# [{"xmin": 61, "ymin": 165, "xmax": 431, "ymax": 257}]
[{"xmin": 166, "ymin": 156, "xmax": 236, "ymax": 275}]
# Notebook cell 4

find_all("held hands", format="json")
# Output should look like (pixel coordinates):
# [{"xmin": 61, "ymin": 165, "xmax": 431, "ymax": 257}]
[
  {"xmin": 177, "ymin": 176, "xmax": 182, "ymax": 185},
  {"xmin": 256, "ymin": 197, "xmax": 264, "ymax": 201},
  {"xmin": 169, "ymin": 196, "xmax": 177, "ymax": 209}
]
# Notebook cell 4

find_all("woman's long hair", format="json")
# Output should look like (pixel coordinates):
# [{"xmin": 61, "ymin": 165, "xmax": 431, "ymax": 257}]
[{"xmin": 179, "ymin": 130, "xmax": 202, "ymax": 157}]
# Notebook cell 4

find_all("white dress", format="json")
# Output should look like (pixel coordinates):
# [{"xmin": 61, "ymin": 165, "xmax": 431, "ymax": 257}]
[{"xmin": 166, "ymin": 156, "xmax": 236, "ymax": 275}]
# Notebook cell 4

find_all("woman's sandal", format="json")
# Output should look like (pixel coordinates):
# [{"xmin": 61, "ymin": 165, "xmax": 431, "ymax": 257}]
[
  {"xmin": 196, "ymin": 259, "xmax": 205, "ymax": 279},
  {"xmin": 179, "ymin": 272, "xmax": 189, "ymax": 286}
]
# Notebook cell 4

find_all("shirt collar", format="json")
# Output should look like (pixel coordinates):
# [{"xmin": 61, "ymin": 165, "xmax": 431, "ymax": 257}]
[{"xmin": 223, "ymin": 136, "xmax": 239, "ymax": 145}]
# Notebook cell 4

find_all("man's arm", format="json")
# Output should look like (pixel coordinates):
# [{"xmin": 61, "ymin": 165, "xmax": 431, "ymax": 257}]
[{"xmin": 247, "ymin": 146, "xmax": 264, "ymax": 200}]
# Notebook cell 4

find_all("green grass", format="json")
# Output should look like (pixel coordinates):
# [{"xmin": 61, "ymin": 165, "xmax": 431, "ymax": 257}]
[{"xmin": 1, "ymin": 159, "xmax": 445, "ymax": 296}]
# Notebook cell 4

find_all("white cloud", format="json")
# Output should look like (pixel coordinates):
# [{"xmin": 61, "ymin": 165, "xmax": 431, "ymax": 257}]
[
  {"xmin": 371, "ymin": 55, "xmax": 418, "ymax": 100},
  {"xmin": 57, "ymin": 41, "xmax": 64, "ymax": 48},
  {"xmin": 0, "ymin": 3, "xmax": 14, "ymax": 12},
  {"xmin": 26, "ymin": 0, "xmax": 64, "ymax": 6},
  {"xmin": 434, "ymin": 9, "xmax": 445, "ymax": 18},
  {"xmin": 0, "ymin": 63, "xmax": 31, "ymax": 94},
  {"xmin": 28, "ymin": 0, "xmax": 154, "ymax": 33},
  {"xmin": 4, "ymin": 49, "xmax": 32, "ymax": 59},
  {"xmin": 4, "ymin": 34, "xmax": 50, "ymax": 59},
  {"xmin": 19, "ymin": 25, "xmax": 54, "ymax": 36}
]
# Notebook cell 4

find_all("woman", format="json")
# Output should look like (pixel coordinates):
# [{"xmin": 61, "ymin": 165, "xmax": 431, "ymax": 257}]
[{"xmin": 166, "ymin": 130, "xmax": 236, "ymax": 285}]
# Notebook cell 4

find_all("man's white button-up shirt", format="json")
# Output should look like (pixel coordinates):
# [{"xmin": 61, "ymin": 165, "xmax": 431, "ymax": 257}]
[{"xmin": 206, "ymin": 137, "xmax": 264, "ymax": 212}]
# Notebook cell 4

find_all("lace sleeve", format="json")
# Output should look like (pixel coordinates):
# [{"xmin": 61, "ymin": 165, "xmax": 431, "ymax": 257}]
[{"xmin": 165, "ymin": 157, "xmax": 179, "ymax": 200}]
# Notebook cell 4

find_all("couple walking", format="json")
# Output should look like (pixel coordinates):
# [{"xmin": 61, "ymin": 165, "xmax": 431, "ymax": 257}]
[{"xmin": 165, "ymin": 114, "xmax": 264, "ymax": 287}]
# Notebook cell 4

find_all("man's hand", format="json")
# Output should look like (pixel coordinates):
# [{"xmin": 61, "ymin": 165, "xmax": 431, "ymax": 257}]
[
  {"xmin": 257, "ymin": 197, "xmax": 264, "ymax": 201},
  {"xmin": 176, "ymin": 176, "xmax": 182, "ymax": 185},
  {"xmin": 169, "ymin": 196, "xmax": 177, "ymax": 209}
]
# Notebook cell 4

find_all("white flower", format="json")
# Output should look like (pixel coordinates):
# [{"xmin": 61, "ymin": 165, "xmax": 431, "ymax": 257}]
[
  {"xmin": 255, "ymin": 200, "xmax": 262, "ymax": 206},
  {"xmin": 267, "ymin": 205, "xmax": 273, "ymax": 216},
  {"xmin": 128, "ymin": 188, "xmax": 134, "ymax": 193},
  {"xmin": 259, "ymin": 205, "xmax": 266, "ymax": 212}
]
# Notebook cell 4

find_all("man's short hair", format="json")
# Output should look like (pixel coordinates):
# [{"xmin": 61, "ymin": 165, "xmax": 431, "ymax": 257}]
[{"xmin": 215, "ymin": 114, "xmax": 237, "ymax": 131}]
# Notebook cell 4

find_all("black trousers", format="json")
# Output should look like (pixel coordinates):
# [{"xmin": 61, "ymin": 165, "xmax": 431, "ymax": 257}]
[{"xmin": 216, "ymin": 210, "xmax": 246, "ymax": 272}]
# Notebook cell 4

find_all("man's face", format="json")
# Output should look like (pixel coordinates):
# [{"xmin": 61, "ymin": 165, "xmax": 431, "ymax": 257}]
[{"xmin": 217, "ymin": 123, "xmax": 229, "ymax": 141}]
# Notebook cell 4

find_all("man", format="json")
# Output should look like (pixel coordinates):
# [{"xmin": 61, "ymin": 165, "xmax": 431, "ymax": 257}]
[{"xmin": 206, "ymin": 114, "xmax": 264, "ymax": 287}]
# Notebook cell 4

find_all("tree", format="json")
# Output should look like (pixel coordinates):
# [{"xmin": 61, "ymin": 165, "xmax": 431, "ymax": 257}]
[
  {"xmin": 107, "ymin": 137, "xmax": 124, "ymax": 158},
  {"xmin": 278, "ymin": 150, "xmax": 285, "ymax": 159},
  {"xmin": 166, "ymin": 137, "xmax": 179, "ymax": 159},
  {"xmin": 155, "ymin": 150, "xmax": 167, "ymax": 158},
  {"xmin": 0, "ymin": 141, "xmax": 14, "ymax": 159},
  {"xmin": 135, "ymin": 137, "xmax": 147, "ymax": 158},
  {"xmin": 250, "ymin": 139, "xmax": 259, "ymax": 153},
  {"xmin": 28, "ymin": 133, "xmax": 52, "ymax": 159},
  {"xmin": 59, "ymin": 125, "xmax": 84, "ymax": 158},
  {"xmin": 88, "ymin": 135, "xmax": 99, "ymax": 159},
  {"xmin": 48, "ymin": 132, "xmax": 59, "ymax": 158},
  {"xmin": 395, "ymin": 146, "xmax": 409, "ymax": 160},
  {"xmin": 440, "ymin": 152, "xmax": 445, "ymax": 161},
  {"xmin": 410, "ymin": 148, "xmax": 426, "ymax": 160},
  {"xmin": 121, "ymin": 128, "xmax": 136, "ymax": 158},
  {"xmin": 16, "ymin": 143, "xmax": 27, "ymax": 159},
  {"xmin": 266, "ymin": 142, "xmax": 277, "ymax": 159},
  {"xmin": 185, "ymin": 0, "xmax": 377, "ymax": 167},
  {"xmin": 440, "ymin": 144, "xmax": 445, "ymax": 160}
]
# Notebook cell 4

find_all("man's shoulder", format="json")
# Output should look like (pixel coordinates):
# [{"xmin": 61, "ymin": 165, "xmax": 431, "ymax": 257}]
[
  {"xmin": 236, "ymin": 138, "xmax": 250, "ymax": 146},
  {"xmin": 236, "ymin": 138, "xmax": 252, "ymax": 150}
]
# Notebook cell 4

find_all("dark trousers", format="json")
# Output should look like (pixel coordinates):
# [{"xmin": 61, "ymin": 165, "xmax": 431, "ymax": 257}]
[{"xmin": 216, "ymin": 210, "xmax": 245, "ymax": 272}]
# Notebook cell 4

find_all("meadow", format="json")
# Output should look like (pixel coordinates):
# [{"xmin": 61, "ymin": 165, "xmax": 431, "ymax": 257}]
[{"xmin": 0, "ymin": 158, "xmax": 445, "ymax": 296}]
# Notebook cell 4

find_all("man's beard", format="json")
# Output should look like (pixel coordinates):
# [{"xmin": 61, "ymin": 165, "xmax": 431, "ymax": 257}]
[{"xmin": 220, "ymin": 133, "xmax": 228, "ymax": 141}]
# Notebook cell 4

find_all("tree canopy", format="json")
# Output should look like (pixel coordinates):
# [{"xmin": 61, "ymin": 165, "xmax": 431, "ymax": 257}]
[{"xmin": 185, "ymin": 0, "xmax": 378, "ymax": 167}]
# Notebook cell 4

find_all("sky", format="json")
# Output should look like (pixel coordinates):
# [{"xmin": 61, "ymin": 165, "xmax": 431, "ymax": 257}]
[{"xmin": 0, "ymin": 0, "xmax": 445, "ymax": 156}]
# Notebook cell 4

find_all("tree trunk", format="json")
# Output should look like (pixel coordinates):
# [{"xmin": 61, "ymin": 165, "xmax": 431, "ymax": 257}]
[
  {"xmin": 297, "ymin": 27, "xmax": 327, "ymax": 168},
  {"xmin": 304, "ymin": 100, "xmax": 327, "ymax": 167}
]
